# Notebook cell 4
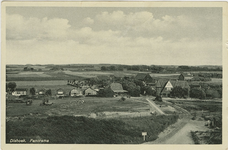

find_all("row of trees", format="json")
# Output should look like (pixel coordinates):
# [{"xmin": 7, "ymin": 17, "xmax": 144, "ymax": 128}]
[
  {"xmin": 169, "ymin": 86, "xmax": 222, "ymax": 99},
  {"xmin": 100, "ymin": 65, "xmax": 222, "ymax": 72}
]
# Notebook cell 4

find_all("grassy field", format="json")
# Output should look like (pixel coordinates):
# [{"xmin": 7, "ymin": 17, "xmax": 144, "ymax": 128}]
[
  {"xmin": 6, "ymin": 97, "xmax": 150, "ymax": 117},
  {"xmin": 166, "ymin": 100, "xmax": 222, "ymax": 113}
]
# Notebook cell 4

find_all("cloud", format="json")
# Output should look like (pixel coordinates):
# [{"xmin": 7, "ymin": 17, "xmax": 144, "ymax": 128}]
[
  {"xmin": 94, "ymin": 11, "xmax": 196, "ymax": 35},
  {"xmin": 6, "ymin": 14, "xmax": 71, "ymax": 40},
  {"xmin": 83, "ymin": 17, "xmax": 94, "ymax": 25},
  {"xmin": 5, "ymin": 12, "xmax": 222, "ymax": 65}
]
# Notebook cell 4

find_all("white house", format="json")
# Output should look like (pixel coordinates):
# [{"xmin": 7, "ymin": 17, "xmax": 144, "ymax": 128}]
[{"xmin": 12, "ymin": 88, "xmax": 28, "ymax": 96}]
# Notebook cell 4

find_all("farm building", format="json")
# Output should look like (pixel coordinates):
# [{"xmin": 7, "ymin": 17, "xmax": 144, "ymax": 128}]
[
  {"xmin": 106, "ymin": 83, "xmax": 127, "ymax": 95},
  {"xmin": 178, "ymin": 73, "xmax": 194, "ymax": 81},
  {"xmin": 56, "ymin": 88, "xmax": 64, "ymax": 98},
  {"xmin": 69, "ymin": 88, "xmax": 82, "ymax": 97},
  {"xmin": 38, "ymin": 89, "xmax": 46, "ymax": 95},
  {"xmin": 156, "ymin": 79, "xmax": 190, "ymax": 97},
  {"xmin": 135, "ymin": 73, "xmax": 155, "ymax": 83},
  {"xmin": 12, "ymin": 88, "xmax": 28, "ymax": 96},
  {"xmin": 83, "ymin": 87, "xmax": 98, "ymax": 96}
]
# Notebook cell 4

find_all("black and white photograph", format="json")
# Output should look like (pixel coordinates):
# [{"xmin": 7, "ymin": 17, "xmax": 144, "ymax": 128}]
[{"xmin": 1, "ymin": 2, "xmax": 228, "ymax": 149}]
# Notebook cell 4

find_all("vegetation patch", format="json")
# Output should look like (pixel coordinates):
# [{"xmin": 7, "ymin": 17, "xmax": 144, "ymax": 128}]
[{"xmin": 6, "ymin": 115, "xmax": 178, "ymax": 144}]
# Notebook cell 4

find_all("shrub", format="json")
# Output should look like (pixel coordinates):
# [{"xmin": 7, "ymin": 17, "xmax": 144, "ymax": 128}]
[{"xmin": 190, "ymin": 88, "xmax": 206, "ymax": 99}]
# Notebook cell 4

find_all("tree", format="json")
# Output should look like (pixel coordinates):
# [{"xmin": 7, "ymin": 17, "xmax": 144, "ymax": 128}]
[
  {"xmin": 101, "ymin": 66, "xmax": 107, "ymax": 71},
  {"xmin": 190, "ymin": 88, "xmax": 206, "ymax": 99},
  {"xmin": 6, "ymin": 83, "xmax": 8, "ymax": 92},
  {"xmin": 30, "ymin": 88, "xmax": 36, "ymax": 95},
  {"xmin": 8, "ymin": 82, "xmax": 16, "ymax": 92},
  {"xmin": 170, "ymin": 86, "xmax": 188, "ymax": 98},
  {"xmin": 97, "ymin": 88, "xmax": 114, "ymax": 97},
  {"xmin": 45, "ymin": 89, "xmax": 52, "ymax": 96},
  {"xmin": 206, "ymin": 89, "xmax": 220, "ymax": 99},
  {"xmin": 122, "ymin": 80, "xmax": 140, "ymax": 97}
]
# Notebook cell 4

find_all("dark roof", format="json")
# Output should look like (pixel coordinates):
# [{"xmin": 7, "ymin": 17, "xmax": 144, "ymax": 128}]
[
  {"xmin": 135, "ymin": 73, "xmax": 151, "ymax": 80},
  {"xmin": 15, "ymin": 88, "xmax": 27, "ymax": 91},
  {"xmin": 171, "ymin": 81, "xmax": 190, "ymax": 88},
  {"xmin": 57, "ymin": 88, "xmax": 64, "ymax": 91},
  {"xmin": 156, "ymin": 79, "xmax": 169, "ymax": 88}
]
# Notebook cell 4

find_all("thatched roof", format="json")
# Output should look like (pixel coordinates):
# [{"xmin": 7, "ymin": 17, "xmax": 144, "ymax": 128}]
[
  {"xmin": 109, "ymin": 83, "xmax": 127, "ymax": 93},
  {"xmin": 135, "ymin": 73, "xmax": 151, "ymax": 80},
  {"xmin": 156, "ymin": 79, "xmax": 190, "ymax": 89},
  {"xmin": 171, "ymin": 81, "xmax": 190, "ymax": 89},
  {"xmin": 181, "ymin": 73, "xmax": 193, "ymax": 77}
]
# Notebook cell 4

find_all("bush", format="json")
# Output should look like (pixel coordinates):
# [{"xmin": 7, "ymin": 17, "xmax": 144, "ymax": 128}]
[
  {"xmin": 6, "ymin": 115, "xmax": 178, "ymax": 144},
  {"xmin": 170, "ymin": 86, "xmax": 189, "ymax": 98},
  {"xmin": 190, "ymin": 88, "xmax": 206, "ymax": 99}
]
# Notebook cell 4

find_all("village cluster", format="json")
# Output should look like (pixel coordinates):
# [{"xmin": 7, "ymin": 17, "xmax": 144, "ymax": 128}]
[{"xmin": 7, "ymin": 72, "xmax": 221, "ymax": 102}]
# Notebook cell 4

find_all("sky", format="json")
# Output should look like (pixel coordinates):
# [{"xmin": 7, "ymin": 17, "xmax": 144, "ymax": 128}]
[{"xmin": 5, "ymin": 7, "xmax": 222, "ymax": 65}]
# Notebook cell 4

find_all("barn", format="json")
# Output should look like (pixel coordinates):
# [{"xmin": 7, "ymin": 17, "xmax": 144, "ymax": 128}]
[
  {"xmin": 107, "ymin": 83, "xmax": 127, "ymax": 96},
  {"xmin": 135, "ymin": 73, "xmax": 155, "ymax": 84}
]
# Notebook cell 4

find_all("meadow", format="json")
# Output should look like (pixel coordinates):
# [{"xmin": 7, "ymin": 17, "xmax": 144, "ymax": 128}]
[{"xmin": 6, "ymin": 97, "xmax": 150, "ymax": 117}]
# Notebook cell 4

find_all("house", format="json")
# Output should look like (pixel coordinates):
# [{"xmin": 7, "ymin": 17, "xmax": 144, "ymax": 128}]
[
  {"xmin": 178, "ymin": 73, "xmax": 194, "ymax": 81},
  {"xmin": 69, "ymin": 88, "xmax": 82, "ymax": 97},
  {"xmin": 12, "ymin": 88, "xmax": 28, "ymax": 96},
  {"xmin": 105, "ymin": 83, "xmax": 127, "ymax": 96},
  {"xmin": 135, "ymin": 73, "xmax": 155, "ymax": 83},
  {"xmin": 83, "ymin": 87, "xmax": 98, "ymax": 96},
  {"xmin": 56, "ymin": 88, "xmax": 64, "ymax": 98},
  {"xmin": 38, "ymin": 89, "xmax": 46, "ymax": 95},
  {"xmin": 156, "ymin": 79, "xmax": 190, "ymax": 97}
]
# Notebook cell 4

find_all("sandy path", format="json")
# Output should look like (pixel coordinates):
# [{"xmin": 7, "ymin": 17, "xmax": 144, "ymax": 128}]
[
  {"xmin": 144, "ymin": 118, "xmax": 209, "ymax": 144},
  {"xmin": 146, "ymin": 99, "xmax": 165, "ymax": 115}
]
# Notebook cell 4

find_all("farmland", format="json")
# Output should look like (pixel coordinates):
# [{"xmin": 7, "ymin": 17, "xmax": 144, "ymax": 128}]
[{"xmin": 5, "ymin": 64, "xmax": 223, "ymax": 144}]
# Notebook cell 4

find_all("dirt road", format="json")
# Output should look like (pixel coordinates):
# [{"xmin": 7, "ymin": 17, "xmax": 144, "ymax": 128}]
[{"xmin": 146, "ymin": 99, "xmax": 165, "ymax": 115}]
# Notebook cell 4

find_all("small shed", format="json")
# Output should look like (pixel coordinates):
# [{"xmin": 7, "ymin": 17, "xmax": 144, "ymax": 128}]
[
  {"xmin": 84, "ymin": 87, "xmax": 98, "ymax": 96},
  {"xmin": 56, "ymin": 88, "xmax": 64, "ymax": 98},
  {"xmin": 70, "ymin": 88, "xmax": 82, "ymax": 97},
  {"xmin": 38, "ymin": 89, "xmax": 46, "ymax": 95}
]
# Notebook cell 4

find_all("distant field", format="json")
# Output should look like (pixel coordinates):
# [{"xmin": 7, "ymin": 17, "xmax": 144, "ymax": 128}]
[
  {"xmin": 150, "ymin": 73, "xmax": 180, "ymax": 77},
  {"xmin": 7, "ymin": 72, "xmax": 51, "ymax": 78},
  {"xmin": 7, "ymin": 80, "xmax": 67, "ymax": 86},
  {"xmin": 64, "ymin": 70, "xmax": 112, "ymax": 78}
]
